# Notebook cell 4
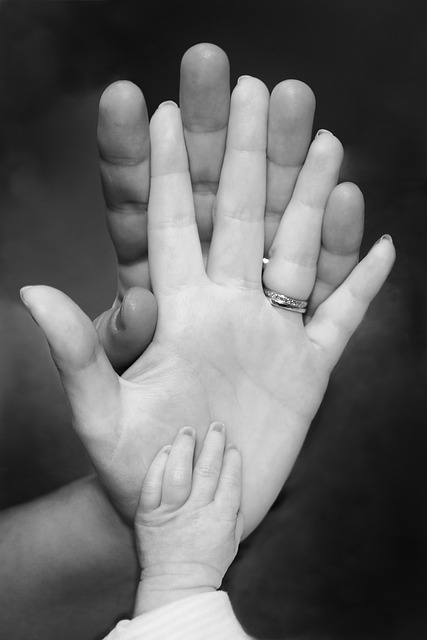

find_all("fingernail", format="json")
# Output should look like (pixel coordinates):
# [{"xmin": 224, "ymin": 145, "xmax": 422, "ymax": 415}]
[
  {"xmin": 163, "ymin": 445, "xmax": 172, "ymax": 454},
  {"xmin": 20, "ymin": 286, "xmax": 33, "ymax": 302},
  {"xmin": 158, "ymin": 100, "xmax": 178, "ymax": 109},
  {"xmin": 226, "ymin": 443, "xmax": 239, "ymax": 451},
  {"xmin": 19, "ymin": 287, "xmax": 39, "ymax": 327},
  {"xmin": 237, "ymin": 75, "xmax": 251, "ymax": 84},
  {"xmin": 112, "ymin": 305, "xmax": 125, "ymax": 332},
  {"xmin": 315, "ymin": 129, "xmax": 333, "ymax": 138},
  {"xmin": 211, "ymin": 422, "xmax": 224, "ymax": 433},
  {"xmin": 375, "ymin": 234, "xmax": 393, "ymax": 245},
  {"xmin": 181, "ymin": 426, "xmax": 194, "ymax": 437}
]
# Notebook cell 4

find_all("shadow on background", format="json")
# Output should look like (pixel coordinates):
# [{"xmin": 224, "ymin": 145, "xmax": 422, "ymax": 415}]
[{"xmin": 1, "ymin": 1, "xmax": 427, "ymax": 638}]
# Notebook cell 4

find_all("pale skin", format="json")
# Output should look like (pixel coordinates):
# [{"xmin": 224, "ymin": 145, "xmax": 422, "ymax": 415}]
[
  {"xmin": 93, "ymin": 43, "xmax": 365, "ymax": 369},
  {"xmin": 1, "ymin": 43, "xmax": 392, "ymax": 640},
  {"xmin": 20, "ymin": 76, "xmax": 395, "ymax": 536},
  {"xmin": 2, "ymin": 45, "xmax": 370, "ymax": 640},
  {"xmin": 133, "ymin": 424, "xmax": 243, "ymax": 615}
]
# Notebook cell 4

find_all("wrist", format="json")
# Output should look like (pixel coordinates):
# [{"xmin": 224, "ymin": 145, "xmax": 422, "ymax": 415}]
[{"xmin": 134, "ymin": 562, "xmax": 221, "ymax": 616}]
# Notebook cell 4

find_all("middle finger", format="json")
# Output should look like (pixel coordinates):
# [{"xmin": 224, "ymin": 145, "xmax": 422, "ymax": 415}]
[{"xmin": 207, "ymin": 76, "xmax": 269, "ymax": 289}]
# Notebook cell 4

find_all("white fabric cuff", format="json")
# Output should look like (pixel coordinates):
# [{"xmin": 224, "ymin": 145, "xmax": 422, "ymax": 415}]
[{"xmin": 103, "ymin": 590, "xmax": 252, "ymax": 640}]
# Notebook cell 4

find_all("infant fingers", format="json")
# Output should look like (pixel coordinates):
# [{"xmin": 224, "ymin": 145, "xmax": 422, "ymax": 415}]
[
  {"xmin": 136, "ymin": 445, "xmax": 171, "ymax": 516},
  {"xmin": 214, "ymin": 444, "xmax": 242, "ymax": 518},
  {"xmin": 161, "ymin": 427, "xmax": 196, "ymax": 508},
  {"xmin": 190, "ymin": 422, "xmax": 227, "ymax": 505}
]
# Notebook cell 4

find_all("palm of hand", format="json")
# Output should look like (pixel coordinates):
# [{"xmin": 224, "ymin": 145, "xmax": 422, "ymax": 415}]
[{"xmin": 105, "ymin": 281, "xmax": 328, "ymax": 534}]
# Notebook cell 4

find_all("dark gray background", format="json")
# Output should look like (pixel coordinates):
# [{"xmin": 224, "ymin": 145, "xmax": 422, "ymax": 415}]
[{"xmin": 1, "ymin": 1, "xmax": 427, "ymax": 638}]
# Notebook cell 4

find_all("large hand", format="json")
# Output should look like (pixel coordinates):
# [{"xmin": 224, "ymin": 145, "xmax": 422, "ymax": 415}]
[
  {"xmin": 20, "ymin": 78, "xmax": 393, "ymax": 536},
  {"xmin": 93, "ymin": 43, "xmax": 362, "ymax": 370}
]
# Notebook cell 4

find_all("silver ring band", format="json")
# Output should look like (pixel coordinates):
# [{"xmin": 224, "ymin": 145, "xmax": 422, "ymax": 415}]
[
  {"xmin": 262, "ymin": 259, "xmax": 308, "ymax": 313},
  {"xmin": 263, "ymin": 287, "xmax": 308, "ymax": 313}
]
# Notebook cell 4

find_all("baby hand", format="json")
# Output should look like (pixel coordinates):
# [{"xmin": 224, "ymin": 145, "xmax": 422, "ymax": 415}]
[{"xmin": 133, "ymin": 423, "xmax": 243, "ymax": 615}]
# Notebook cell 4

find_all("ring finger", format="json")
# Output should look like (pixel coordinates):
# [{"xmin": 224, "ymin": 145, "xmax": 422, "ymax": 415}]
[{"xmin": 263, "ymin": 130, "xmax": 344, "ymax": 302}]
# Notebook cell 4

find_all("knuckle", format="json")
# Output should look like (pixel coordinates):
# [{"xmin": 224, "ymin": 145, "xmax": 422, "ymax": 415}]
[
  {"xmin": 141, "ymin": 478, "xmax": 159, "ymax": 494},
  {"xmin": 221, "ymin": 467, "xmax": 241, "ymax": 487},
  {"xmin": 195, "ymin": 461, "xmax": 219, "ymax": 479},
  {"xmin": 167, "ymin": 466, "xmax": 190, "ymax": 487}
]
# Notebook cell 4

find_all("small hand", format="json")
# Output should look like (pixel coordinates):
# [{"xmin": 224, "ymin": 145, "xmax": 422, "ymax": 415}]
[{"xmin": 133, "ymin": 423, "xmax": 242, "ymax": 615}]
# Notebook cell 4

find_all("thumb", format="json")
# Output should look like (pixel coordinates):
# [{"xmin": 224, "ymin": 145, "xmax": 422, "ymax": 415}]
[
  {"xmin": 93, "ymin": 286, "xmax": 157, "ymax": 372},
  {"xmin": 20, "ymin": 285, "xmax": 121, "ymax": 460}
]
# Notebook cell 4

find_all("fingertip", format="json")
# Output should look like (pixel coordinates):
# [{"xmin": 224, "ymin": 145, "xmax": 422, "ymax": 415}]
[
  {"xmin": 137, "ymin": 445, "xmax": 171, "ymax": 516},
  {"xmin": 215, "ymin": 444, "xmax": 242, "ymax": 508},
  {"xmin": 20, "ymin": 285, "xmax": 35, "ymax": 307},
  {"xmin": 99, "ymin": 80, "xmax": 145, "ymax": 117},
  {"xmin": 271, "ymin": 79, "xmax": 316, "ymax": 115},
  {"xmin": 371, "ymin": 234, "xmax": 396, "ymax": 266},
  {"xmin": 232, "ymin": 75, "xmax": 269, "ymax": 102},
  {"xmin": 151, "ymin": 100, "xmax": 180, "ymax": 121},
  {"xmin": 180, "ymin": 43, "xmax": 230, "ymax": 131},
  {"xmin": 150, "ymin": 105, "xmax": 188, "ymax": 177},
  {"xmin": 312, "ymin": 129, "xmax": 344, "ymax": 160},
  {"xmin": 120, "ymin": 287, "xmax": 158, "ymax": 336},
  {"xmin": 268, "ymin": 81, "xmax": 316, "ymax": 166},
  {"xmin": 161, "ymin": 427, "xmax": 196, "ymax": 507},
  {"xmin": 98, "ymin": 81, "xmax": 149, "ymax": 161},
  {"xmin": 331, "ymin": 180, "xmax": 364, "ymax": 205},
  {"xmin": 181, "ymin": 42, "xmax": 229, "ymax": 70},
  {"xmin": 95, "ymin": 287, "xmax": 158, "ymax": 371},
  {"xmin": 181, "ymin": 426, "xmax": 195, "ymax": 438},
  {"xmin": 225, "ymin": 443, "xmax": 242, "ymax": 469},
  {"xmin": 210, "ymin": 421, "xmax": 225, "ymax": 434},
  {"xmin": 323, "ymin": 182, "xmax": 365, "ymax": 253},
  {"xmin": 222, "ymin": 442, "xmax": 242, "ymax": 473},
  {"xmin": 19, "ymin": 285, "xmax": 74, "ymax": 325}
]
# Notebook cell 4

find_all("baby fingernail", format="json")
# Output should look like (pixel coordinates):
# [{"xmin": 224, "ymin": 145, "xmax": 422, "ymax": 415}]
[
  {"xmin": 315, "ymin": 128, "xmax": 333, "ymax": 138},
  {"xmin": 181, "ymin": 427, "xmax": 194, "ymax": 437},
  {"xmin": 226, "ymin": 443, "xmax": 239, "ymax": 451},
  {"xmin": 163, "ymin": 445, "xmax": 172, "ymax": 454},
  {"xmin": 211, "ymin": 422, "xmax": 224, "ymax": 433},
  {"xmin": 237, "ymin": 75, "xmax": 251, "ymax": 83}
]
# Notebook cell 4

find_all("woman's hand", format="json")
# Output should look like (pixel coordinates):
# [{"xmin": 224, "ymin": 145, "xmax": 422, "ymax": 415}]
[{"xmin": 20, "ymin": 77, "xmax": 394, "ymax": 536}]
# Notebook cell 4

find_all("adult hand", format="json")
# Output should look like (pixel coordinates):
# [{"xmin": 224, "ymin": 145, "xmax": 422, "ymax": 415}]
[
  {"xmin": 93, "ymin": 43, "xmax": 362, "ymax": 370},
  {"xmin": 20, "ymin": 77, "xmax": 394, "ymax": 536}
]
